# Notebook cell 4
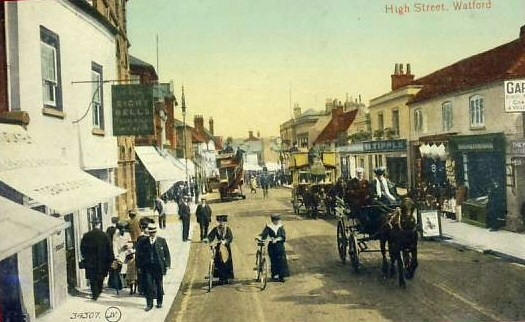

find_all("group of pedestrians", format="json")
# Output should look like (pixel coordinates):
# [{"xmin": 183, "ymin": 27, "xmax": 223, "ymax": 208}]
[{"xmin": 79, "ymin": 208, "xmax": 171, "ymax": 312}]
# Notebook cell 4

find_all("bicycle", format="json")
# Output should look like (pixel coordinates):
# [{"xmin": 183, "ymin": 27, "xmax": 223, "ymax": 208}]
[
  {"xmin": 205, "ymin": 241, "xmax": 219, "ymax": 292},
  {"xmin": 254, "ymin": 237, "xmax": 268, "ymax": 290}
]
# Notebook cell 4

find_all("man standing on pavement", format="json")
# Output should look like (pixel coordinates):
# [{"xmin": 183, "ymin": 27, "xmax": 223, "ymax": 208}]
[
  {"xmin": 155, "ymin": 196, "xmax": 166, "ymax": 229},
  {"xmin": 179, "ymin": 197, "xmax": 191, "ymax": 241},
  {"xmin": 135, "ymin": 223, "xmax": 171, "ymax": 311},
  {"xmin": 196, "ymin": 197, "xmax": 212, "ymax": 241},
  {"xmin": 80, "ymin": 221, "xmax": 113, "ymax": 300}
]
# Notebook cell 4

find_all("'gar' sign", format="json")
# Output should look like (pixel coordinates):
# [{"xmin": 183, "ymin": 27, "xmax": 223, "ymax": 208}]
[{"xmin": 504, "ymin": 80, "xmax": 525, "ymax": 112}]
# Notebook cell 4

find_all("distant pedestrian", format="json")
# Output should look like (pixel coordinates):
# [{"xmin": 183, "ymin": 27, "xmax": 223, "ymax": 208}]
[
  {"xmin": 250, "ymin": 176, "xmax": 257, "ymax": 194},
  {"xmin": 135, "ymin": 223, "xmax": 171, "ymax": 311},
  {"xmin": 196, "ymin": 197, "xmax": 212, "ymax": 241},
  {"xmin": 80, "ymin": 221, "xmax": 113, "ymax": 300},
  {"xmin": 487, "ymin": 179, "xmax": 505, "ymax": 231},
  {"xmin": 108, "ymin": 223, "xmax": 130, "ymax": 294},
  {"xmin": 155, "ymin": 196, "xmax": 166, "ymax": 229},
  {"xmin": 258, "ymin": 214, "xmax": 289, "ymax": 282},
  {"xmin": 124, "ymin": 246, "xmax": 137, "ymax": 295},
  {"xmin": 136, "ymin": 217, "xmax": 153, "ymax": 295},
  {"xmin": 179, "ymin": 197, "xmax": 191, "ymax": 241}
]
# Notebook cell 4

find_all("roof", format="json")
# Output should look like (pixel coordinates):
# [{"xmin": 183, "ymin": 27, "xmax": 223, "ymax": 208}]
[
  {"xmin": 191, "ymin": 128, "xmax": 207, "ymax": 143},
  {"xmin": 409, "ymin": 37, "xmax": 525, "ymax": 104},
  {"xmin": 314, "ymin": 109, "xmax": 358, "ymax": 144},
  {"xmin": 129, "ymin": 55, "xmax": 158, "ymax": 78},
  {"xmin": 68, "ymin": 0, "xmax": 118, "ymax": 35}
]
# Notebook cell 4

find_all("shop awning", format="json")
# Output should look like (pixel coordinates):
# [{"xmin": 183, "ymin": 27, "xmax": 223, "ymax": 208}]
[
  {"xmin": 0, "ymin": 196, "xmax": 68, "ymax": 262},
  {"xmin": 135, "ymin": 146, "xmax": 185, "ymax": 194},
  {"xmin": 0, "ymin": 124, "xmax": 126, "ymax": 214}
]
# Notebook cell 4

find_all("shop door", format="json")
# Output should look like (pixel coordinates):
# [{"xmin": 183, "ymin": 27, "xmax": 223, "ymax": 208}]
[
  {"xmin": 32, "ymin": 239, "xmax": 50, "ymax": 317},
  {"xmin": 64, "ymin": 214, "xmax": 77, "ymax": 293},
  {"xmin": 0, "ymin": 255, "xmax": 25, "ymax": 321}
]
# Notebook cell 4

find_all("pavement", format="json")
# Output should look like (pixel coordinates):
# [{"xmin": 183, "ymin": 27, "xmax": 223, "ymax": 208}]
[
  {"xmin": 37, "ymin": 200, "xmax": 197, "ymax": 322},
  {"xmin": 441, "ymin": 217, "xmax": 525, "ymax": 264}
]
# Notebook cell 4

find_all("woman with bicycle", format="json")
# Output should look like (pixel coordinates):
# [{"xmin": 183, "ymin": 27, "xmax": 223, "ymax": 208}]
[
  {"xmin": 206, "ymin": 215, "xmax": 234, "ymax": 284},
  {"xmin": 259, "ymin": 214, "xmax": 289, "ymax": 282}
]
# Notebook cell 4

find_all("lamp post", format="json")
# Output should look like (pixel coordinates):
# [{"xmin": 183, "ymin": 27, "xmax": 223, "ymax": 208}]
[{"xmin": 181, "ymin": 86, "xmax": 189, "ymax": 188}]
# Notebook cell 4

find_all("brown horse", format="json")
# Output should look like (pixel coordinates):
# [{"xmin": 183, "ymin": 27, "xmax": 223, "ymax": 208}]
[{"xmin": 378, "ymin": 197, "xmax": 419, "ymax": 288}]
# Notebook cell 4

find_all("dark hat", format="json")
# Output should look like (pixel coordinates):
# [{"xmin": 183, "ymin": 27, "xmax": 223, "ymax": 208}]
[
  {"xmin": 216, "ymin": 215, "xmax": 228, "ymax": 222},
  {"xmin": 147, "ymin": 223, "xmax": 157, "ymax": 233},
  {"xmin": 271, "ymin": 214, "xmax": 281, "ymax": 220},
  {"xmin": 374, "ymin": 167, "xmax": 385, "ymax": 175},
  {"xmin": 128, "ymin": 209, "xmax": 137, "ymax": 217}
]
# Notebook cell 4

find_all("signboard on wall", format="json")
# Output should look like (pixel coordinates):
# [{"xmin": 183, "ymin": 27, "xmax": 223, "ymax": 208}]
[
  {"xmin": 112, "ymin": 85, "xmax": 154, "ymax": 136},
  {"xmin": 504, "ymin": 79, "xmax": 525, "ymax": 112}
]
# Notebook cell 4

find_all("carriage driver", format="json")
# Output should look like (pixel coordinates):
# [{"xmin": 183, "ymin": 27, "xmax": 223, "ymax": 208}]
[{"xmin": 370, "ymin": 167, "xmax": 399, "ymax": 214}]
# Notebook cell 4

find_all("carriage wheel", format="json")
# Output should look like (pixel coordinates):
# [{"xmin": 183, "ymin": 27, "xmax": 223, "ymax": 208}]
[
  {"xmin": 348, "ymin": 233, "xmax": 360, "ymax": 273},
  {"xmin": 207, "ymin": 259, "xmax": 214, "ymax": 292},
  {"xmin": 337, "ymin": 221, "xmax": 347, "ymax": 264}
]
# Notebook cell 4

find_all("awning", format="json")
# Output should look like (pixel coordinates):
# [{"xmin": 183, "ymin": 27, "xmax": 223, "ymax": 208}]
[
  {"xmin": 0, "ymin": 124, "xmax": 126, "ymax": 214},
  {"xmin": 264, "ymin": 162, "xmax": 281, "ymax": 171},
  {"xmin": 0, "ymin": 196, "xmax": 68, "ymax": 262},
  {"xmin": 245, "ymin": 163, "xmax": 262, "ymax": 171},
  {"xmin": 135, "ymin": 146, "xmax": 186, "ymax": 194}
]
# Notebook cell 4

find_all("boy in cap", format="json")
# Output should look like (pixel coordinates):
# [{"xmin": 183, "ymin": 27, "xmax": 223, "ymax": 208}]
[
  {"xmin": 135, "ymin": 223, "xmax": 171, "ymax": 311},
  {"xmin": 206, "ymin": 215, "xmax": 234, "ymax": 284}
]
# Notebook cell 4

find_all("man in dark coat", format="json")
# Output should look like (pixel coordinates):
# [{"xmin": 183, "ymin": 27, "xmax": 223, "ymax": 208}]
[
  {"xmin": 196, "ymin": 198, "xmax": 212, "ymax": 241},
  {"xmin": 155, "ymin": 196, "xmax": 166, "ymax": 229},
  {"xmin": 135, "ymin": 223, "xmax": 171, "ymax": 311},
  {"xmin": 206, "ymin": 215, "xmax": 234, "ymax": 284},
  {"xmin": 179, "ymin": 197, "xmax": 191, "ymax": 241},
  {"xmin": 259, "ymin": 214, "xmax": 289, "ymax": 282},
  {"xmin": 80, "ymin": 222, "xmax": 113, "ymax": 300},
  {"xmin": 487, "ymin": 180, "xmax": 505, "ymax": 231}
]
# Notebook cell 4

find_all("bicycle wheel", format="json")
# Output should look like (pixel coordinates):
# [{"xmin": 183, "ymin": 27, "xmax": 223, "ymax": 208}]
[
  {"xmin": 259, "ymin": 258, "xmax": 268, "ymax": 290},
  {"xmin": 207, "ymin": 259, "xmax": 214, "ymax": 292},
  {"xmin": 255, "ymin": 250, "xmax": 261, "ymax": 281}
]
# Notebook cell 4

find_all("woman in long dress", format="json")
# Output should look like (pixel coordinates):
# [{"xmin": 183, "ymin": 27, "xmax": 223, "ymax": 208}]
[
  {"xmin": 207, "ymin": 215, "xmax": 234, "ymax": 284},
  {"xmin": 108, "ymin": 224, "xmax": 130, "ymax": 294},
  {"xmin": 259, "ymin": 214, "xmax": 289, "ymax": 282}
]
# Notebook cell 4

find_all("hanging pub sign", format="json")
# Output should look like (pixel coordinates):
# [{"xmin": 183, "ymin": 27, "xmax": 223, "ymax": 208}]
[
  {"xmin": 112, "ymin": 84, "xmax": 154, "ymax": 136},
  {"xmin": 504, "ymin": 79, "xmax": 525, "ymax": 113}
]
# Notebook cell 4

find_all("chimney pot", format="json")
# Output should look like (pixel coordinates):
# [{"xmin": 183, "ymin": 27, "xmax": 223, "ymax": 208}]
[
  {"xmin": 394, "ymin": 63, "xmax": 400, "ymax": 75},
  {"xmin": 399, "ymin": 63, "xmax": 404, "ymax": 74},
  {"xmin": 406, "ymin": 63, "xmax": 412, "ymax": 75},
  {"xmin": 521, "ymin": 25, "xmax": 525, "ymax": 38},
  {"xmin": 209, "ymin": 118, "xmax": 214, "ymax": 135}
]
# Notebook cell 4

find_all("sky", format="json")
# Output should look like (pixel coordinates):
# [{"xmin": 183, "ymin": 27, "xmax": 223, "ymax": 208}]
[{"xmin": 127, "ymin": 0, "xmax": 525, "ymax": 138}]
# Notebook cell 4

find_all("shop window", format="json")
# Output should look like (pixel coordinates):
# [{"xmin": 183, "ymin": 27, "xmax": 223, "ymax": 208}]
[
  {"xmin": 392, "ymin": 110, "xmax": 400, "ymax": 136},
  {"xmin": 40, "ymin": 26, "xmax": 62, "ymax": 110},
  {"xmin": 88, "ymin": 204, "xmax": 103, "ymax": 230},
  {"xmin": 414, "ymin": 109, "xmax": 424, "ymax": 134},
  {"xmin": 91, "ymin": 62, "xmax": 104, "ymax": 130},
  {"xmin": 469, "ymin": 95, "xmax": 485, "ymax": 128},
  {"xmin": 32, "ymin": 239, "xmax": 50, "ymax": 317},
  {"xmin": 442, "ymin": 101, "xmax": 453, "ymax": 131}
]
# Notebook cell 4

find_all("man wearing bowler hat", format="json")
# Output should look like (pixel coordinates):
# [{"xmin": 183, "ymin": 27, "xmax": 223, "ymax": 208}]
[
  {"xmin": 135, "ymin": 223, "xmax": 171, "ymax": 311},
  {"xmin": 179, "ymin": 197, "xmax": 191, "ymax": 241},
  {"xmin": 196, "ymin": 197, "xmax": 212, "ymax": 241}
]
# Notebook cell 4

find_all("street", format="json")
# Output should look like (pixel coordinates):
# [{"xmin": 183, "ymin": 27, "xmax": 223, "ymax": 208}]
[{"xmin": 167, "ymin": 188, "xmax": 525, "ymax": 322}]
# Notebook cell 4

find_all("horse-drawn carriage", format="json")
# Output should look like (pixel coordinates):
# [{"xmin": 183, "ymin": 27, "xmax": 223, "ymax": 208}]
[
  {"xmin": 335, "ymin": 187, "xmax": 420, "ymax": 288},
  {"xmin": 289, "ymin": 151, "xmax": 337, "ymax": 218}
]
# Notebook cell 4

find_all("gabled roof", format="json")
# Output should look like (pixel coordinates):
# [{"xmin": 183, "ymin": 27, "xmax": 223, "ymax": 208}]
[
  {"xmin": 409, "ymin": 37, "xmax": 525, "ymax": 104},
  {"xmin": 314, "ymin": 109, "xmax": 358, "ymax": 145}
]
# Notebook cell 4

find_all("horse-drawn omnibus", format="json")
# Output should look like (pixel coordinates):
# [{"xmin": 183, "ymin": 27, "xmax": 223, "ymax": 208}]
[{"xmin": 289, "ymin": 151, "xmax": 337, "ymax": 218}]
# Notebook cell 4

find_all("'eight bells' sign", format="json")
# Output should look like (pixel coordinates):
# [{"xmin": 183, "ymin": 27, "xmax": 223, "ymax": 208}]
[
  {"xmin": 504, "ymin": 79, "xmax": 525, "ymax": 113},
  {"xmin": 112, "ymin": 84, "xmax": 154, "ymax": 136}
]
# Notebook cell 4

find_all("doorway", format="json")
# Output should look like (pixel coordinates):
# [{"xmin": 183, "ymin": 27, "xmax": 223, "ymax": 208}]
[
  {"xmin": 0, "ymin": 254, "xmax": 25, "ymax": 321},
  {"xmin": 64, "ymin": 214, "xmax": 77, "ymax": 293},
  {"xmin": 32, "ymin": 239, "xmax": 50, "ymax": 317}
]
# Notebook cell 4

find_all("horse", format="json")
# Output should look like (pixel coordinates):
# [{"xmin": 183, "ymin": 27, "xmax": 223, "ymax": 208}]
[{"xmin": 377, "ymin": 197, "xmax": 419, "ymax": 288}]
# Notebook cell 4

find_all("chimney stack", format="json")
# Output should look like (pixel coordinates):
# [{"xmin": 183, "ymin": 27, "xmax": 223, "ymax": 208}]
[
  {"xmin": 293, "ymin": 103, "xmax": 301, "ymax": 118},
  {"xmin": 249, "ymin": 130, "xmax": 253, "ymax": 138},
  {"xmin": 257, "ymin": 131, "xmax": 260, "ymax": 138},
  {"xmin": 193, "ymin": 115, "xmax": 204, "ymax": 130},
  {"xmin": 209, "ymin": 117, "xmax": 214, "ymax": 135},
  {"xmin": 391, "ymin": 63, "xmax": 415, "ymax": 91},
  {"xmin": 520, "ymin": 24, "xmax": 525, "ymax": 38}
]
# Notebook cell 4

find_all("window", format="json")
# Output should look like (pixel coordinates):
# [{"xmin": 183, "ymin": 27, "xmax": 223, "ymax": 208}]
[
  {"xmin": 414, "ymin": 109, "xmax": 424, "ymax": 133},
  {"xmin": 377, "ymin": 112, "xmax": 384, "ymax": 131},
  {"xmin": 392, "ymin": 110, "xmax": 400, "ymax": 136},
  {"xmin": 297, "ymin": 134, "xmax": 308, "ymax": 148},
  {"xmin": 469, "ymin": 95, "xmax": 484, "ymax": 128},
  {"xmin": 442, "ymin": 101, "xmax": 453, "ymax": 131},
  {"xmin": 87, "ymin": 204, "xmax": 103, "ymax": 231},
  {"xmin": 40, "ymin": 26, "xmax": 62, "ymax": 110},
  {"xmin": 91, "ymin": 63, "xmax": 104, "ymax": 129}
]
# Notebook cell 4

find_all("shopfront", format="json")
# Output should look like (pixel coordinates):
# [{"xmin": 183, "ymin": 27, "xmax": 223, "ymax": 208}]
[
  {"xmin": 363, "ymin": 139, "xmax": 408, "ymax": 187},
  {"xmin": 449, "ymin": 133, "xmax": 507, "ymax": 227}
]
